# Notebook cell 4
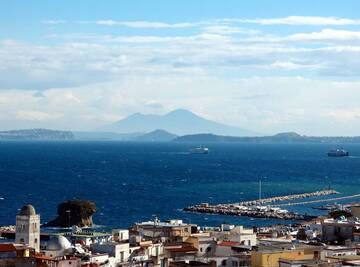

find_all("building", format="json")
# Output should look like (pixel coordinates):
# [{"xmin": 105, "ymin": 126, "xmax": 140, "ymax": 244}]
[
  {"xmin": 351, "ymin": 204, "xmax": 360, "ymax": 219},
  {"xmin": 42, "ymin": 235, "xmax": 73, "ymax": 258},
  {"xmin": 210, "ymin": 225, "xmax": 256, "ymax": 247},
  {"xmin": 321, "ymin": 218, "xmax": 360, "ymax": 243},
  {"xmin": 112, "ymin": 229, "xmax": 129, "ymax": 242},
  {"xmin": 170, "ymin": 260, "xmax": 216, "ymax": 267},
  {"xmin": 15, "ymin": 205, "xmax": 40, "ymax": 252},
  {"xmin": 91, "ymin": 242, "xmax": 130, "ymax": 264},
  {"xmin": 133, "ymin": 219, "xmax": 195, "ymax": 243},
  {"xmin": 278, "ymin": 258, "xmax": 336, "ymax": 267},
  {"xmin": 323, "ymin": 245, "xmax": 357, "ymax": 258},
  {"xmin": 228, "ymin": 226, "xmax": 256, "ymax": 247},
  {"xmin": 63, "ymin": 229, "xmax": 112, "ymax": 246},
  {"xmin": 251, "ymin": 241, "xmax": 323, "ymax": 267}
]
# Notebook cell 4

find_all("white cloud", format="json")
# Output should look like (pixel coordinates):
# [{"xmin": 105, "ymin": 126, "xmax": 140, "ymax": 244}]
[
  {"xmin": 231, "ymin": 16, "xmax": 360, "ymax": 25},
  {"xmin": 327, "ymin": 109, "xmax": 360, "ymax": 121},
  {"xmin": 16, "ymin": 110, "xmax": 62, "ymax": 121},
  {"xmin": 202, "ymin": 25, "xmax": 260, "ymax": 35},
  {"xmin": 94, "ymin": 20, "xmax": 200, "ymax": 28},
  {"xmin": 288, "ymin": 29, "xmax": 360, "ymax": 41},
  {"xmin": 270, "ymin": 61, "xmax": 323, "ymax": 70}
]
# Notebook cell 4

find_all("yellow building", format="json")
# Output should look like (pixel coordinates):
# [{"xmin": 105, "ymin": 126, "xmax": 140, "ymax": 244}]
[{"xmin": 251, "ymin": 242, "xmax": 322, "ymax": 267}]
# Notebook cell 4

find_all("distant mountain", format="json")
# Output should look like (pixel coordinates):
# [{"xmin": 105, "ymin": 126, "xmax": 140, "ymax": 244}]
[
  {"xmin": 174, "ymin": 132, "xmax": 360, "ymax": 143},
  {"xmin": 0, "ymin": 129, "xmax": 74, "ymax": 140},
  {"xmin": 99, "ymin": 109, "xmax": 256, "ymax": 136},
  {"xmin": 135, "ymin": 129, "xmax": 177, "ymax": 142}
]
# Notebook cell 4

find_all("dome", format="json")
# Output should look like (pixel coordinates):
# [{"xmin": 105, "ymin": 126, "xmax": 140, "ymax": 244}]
[
  {"xmin": 46, "ymin": 235, "xmax": 72, "ymax": 251},
  {"xmin": 18, "ymin": 205, "xmax": 36, "ymax": 216}
]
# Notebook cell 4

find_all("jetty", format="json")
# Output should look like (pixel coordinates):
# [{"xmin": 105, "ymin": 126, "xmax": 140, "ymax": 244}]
[
  {"xmin": 184, "ymin": 189, "xmax": 338, "ymax": 220},
  {"xmin": 237, "ymin": 189, "xmax": 338, "ymax": 206}
]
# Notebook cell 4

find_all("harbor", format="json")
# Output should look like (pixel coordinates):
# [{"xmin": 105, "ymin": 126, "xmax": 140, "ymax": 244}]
[{"xmin": 184, "ymin": 189, "xmax": 340, "ymax": 220}]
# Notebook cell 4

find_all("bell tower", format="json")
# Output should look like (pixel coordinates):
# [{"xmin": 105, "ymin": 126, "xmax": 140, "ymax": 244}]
[{"xmin": 15, "ymin": 205, "xmax": 40, "ymax": 252}]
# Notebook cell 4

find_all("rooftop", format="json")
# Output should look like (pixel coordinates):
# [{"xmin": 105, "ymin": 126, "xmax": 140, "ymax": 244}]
[
  {"xmin": 217, "ymin": 241, "xmax": 240, "ymax": 247},
  {"xmin": 254, "ymin": 240, "xmax": 322, "ymax": 253}
]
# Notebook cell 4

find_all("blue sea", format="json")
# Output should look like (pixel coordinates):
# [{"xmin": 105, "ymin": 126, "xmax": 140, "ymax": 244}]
[{"xmin": 0, "ymin": 142, "xmax": 359, "ymax": 229}]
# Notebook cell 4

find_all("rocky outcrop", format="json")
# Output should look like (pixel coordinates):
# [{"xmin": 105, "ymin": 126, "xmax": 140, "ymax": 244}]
[{"xmin": 44, "ymin": 200, "xmax": 96, "ymax": 227}]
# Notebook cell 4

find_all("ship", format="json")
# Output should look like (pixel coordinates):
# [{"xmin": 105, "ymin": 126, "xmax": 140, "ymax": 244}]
[
  {"xmin": 328, "ymin": 148, "xmax": 349, "ymax": 157},
  {"xmin": 190, "ymin": 146, "xmax": 209, "ymax": 154}
]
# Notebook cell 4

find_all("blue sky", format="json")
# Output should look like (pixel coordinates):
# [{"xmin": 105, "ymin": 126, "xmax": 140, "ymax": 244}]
[{"xmin": 1, "ymin": 0, "xmax": 360, "ymax": 135}]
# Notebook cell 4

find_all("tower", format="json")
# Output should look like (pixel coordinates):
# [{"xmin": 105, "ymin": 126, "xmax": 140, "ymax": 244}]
[{"xmin": 15, "ymin": 205, "xmax": 40, "ymax": 252}]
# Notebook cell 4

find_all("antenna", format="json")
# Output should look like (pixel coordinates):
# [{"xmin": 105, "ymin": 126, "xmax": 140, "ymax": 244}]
[{"xmin": 259, "ymin": 179, "xmax": 262, "ymax": 201}]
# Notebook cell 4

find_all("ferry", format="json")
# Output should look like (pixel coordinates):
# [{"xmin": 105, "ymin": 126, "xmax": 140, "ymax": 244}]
[
  {"xmin": 328, "ymin": 148, "xmax": 349, "ymax": 157},
  {"xmin": 190, "ymin": 146, "xmax": 209, "ymax": 154}
]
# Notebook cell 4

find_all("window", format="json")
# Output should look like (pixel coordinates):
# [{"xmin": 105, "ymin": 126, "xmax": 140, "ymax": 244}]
[
  {"xmin": 35, "ymin": 238, "xmax": 38, "ymax": 244},
  {"xmin": 20, "ymin": 238, "xmax": 25, "ymax": 244}
]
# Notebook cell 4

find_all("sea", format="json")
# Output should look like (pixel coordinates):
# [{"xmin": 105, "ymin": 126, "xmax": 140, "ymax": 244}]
[{"xmin": 0, "ymin": 141, "xmax": 359, "ymax": 229}]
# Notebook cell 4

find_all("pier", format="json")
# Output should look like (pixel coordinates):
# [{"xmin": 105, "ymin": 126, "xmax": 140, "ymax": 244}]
[{"xmin": 184, "ymin": 190, "xmax": 339, "ymax": 220}]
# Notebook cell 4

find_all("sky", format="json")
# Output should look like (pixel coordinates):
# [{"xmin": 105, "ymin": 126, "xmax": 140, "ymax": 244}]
[{"xmin": 1, "ymin": 0, "xmax": 360, "ymax": 135}]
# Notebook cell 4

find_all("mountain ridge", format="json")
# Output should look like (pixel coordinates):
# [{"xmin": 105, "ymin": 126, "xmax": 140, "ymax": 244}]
[{"xmin": 99, "ymin": 109, "xmax": 257, "ymax": 136}]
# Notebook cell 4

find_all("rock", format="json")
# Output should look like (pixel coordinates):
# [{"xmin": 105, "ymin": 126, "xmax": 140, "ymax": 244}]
[{"xmin": 44, "ymin": 200, "xmax": 96, "ymax": 227}]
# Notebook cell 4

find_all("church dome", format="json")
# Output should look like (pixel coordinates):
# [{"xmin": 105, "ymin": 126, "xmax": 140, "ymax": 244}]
[
  {"xmin": 46, "ymin": 235, "xmax": 72, "ymax": 251},
  {"xmin": 19, "ymin": 205, "xmax": 36, "ymax": 216}
]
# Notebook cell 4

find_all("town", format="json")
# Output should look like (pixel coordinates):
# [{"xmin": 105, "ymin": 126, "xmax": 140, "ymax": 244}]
[{"xmin": 0, "ymin": 202, "xmax": 360, "ymax": 267}]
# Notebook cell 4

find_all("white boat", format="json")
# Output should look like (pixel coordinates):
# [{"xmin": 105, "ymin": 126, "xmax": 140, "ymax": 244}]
[{"xmin": 190, "ymin": 146, "xmax": 209, "ymax": 154}]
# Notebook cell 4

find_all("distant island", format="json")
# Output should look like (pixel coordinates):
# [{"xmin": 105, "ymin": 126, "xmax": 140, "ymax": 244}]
[
  {"xmin": 174, "ymin": 132, "xmax": 360, "ymax": 143},
  {"xmin": 0, "ymin": 129, "xmax": 74, "ymax": 141},
  {"xmin": 1, "ymin": 129, "xmax": 360, "ymax": 143},
  {"xmin": 134, "ymin": 129, "xmax": 177, "ymax": 142}
]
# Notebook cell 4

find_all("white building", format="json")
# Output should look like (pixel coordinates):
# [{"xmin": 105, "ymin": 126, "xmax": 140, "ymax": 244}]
[
  {"xmin": 15, "ymin": 204, "xmax": 40, "ymax": 252},
  {"xmin": 42, "ymin": 235, "xmax": 73, "ymax": 258},
  {"xmin": 229, "ymin": 226, "xmax": 256, "ymax": 247},
  {"xmin": 112, "ymin": 229, "xmax": 129, "ymax": 242},
  {"xmin": 91, "ymin": 242, "xmax": 130, "ymax": 264}
]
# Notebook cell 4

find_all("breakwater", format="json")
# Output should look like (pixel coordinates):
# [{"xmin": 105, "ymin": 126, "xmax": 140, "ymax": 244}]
[
  {"xmin": 237, "ymin": 189, "xmax": 338, "ymax": 206},
  {"xmin": 184, "ymin": 190, "xmax": 338, "ymax": 220}
]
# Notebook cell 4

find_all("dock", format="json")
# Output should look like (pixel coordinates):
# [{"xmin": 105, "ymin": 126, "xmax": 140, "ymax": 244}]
[{"xmin": 184, "ymin": 190, "xmax": 339, "ymax": 220}]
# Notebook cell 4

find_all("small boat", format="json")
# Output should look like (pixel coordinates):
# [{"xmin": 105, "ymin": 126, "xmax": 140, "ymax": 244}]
[
  {"xmin": 190, "ymin": 146, "xmax": 209, "ymax": 154},
  {"xmin": 328, "ymin": 148, "xmax": 349, "ymax": 157}
]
